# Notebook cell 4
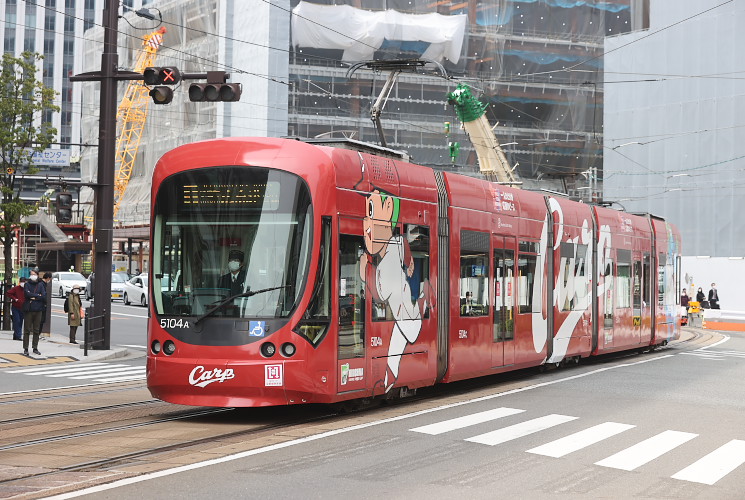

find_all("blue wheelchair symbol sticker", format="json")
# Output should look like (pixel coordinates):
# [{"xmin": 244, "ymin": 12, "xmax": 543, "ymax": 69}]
[{"xmin": 249, "ymin": 321, "xmax": 266, "ymax": 337}]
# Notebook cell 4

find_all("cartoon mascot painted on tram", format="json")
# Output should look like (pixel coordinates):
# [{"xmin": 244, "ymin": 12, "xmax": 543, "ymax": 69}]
[{"xmin": 359, "ymin": 189, "xmax": 427, "ymax": 392}]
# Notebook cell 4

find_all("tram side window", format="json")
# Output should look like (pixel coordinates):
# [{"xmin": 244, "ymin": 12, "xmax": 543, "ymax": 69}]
[
  {"xmin": 339, "ymin": 234, "xmax": 365, "ymax": 359},
  {"xmin": 643, "ymin": 253, "xmax": 651, "ymax": 308},
  {"xmin": 294, "ymin": 217, "xmax": 331, "ymax": 346},
  {"xmin": 616, "ymin": 250, "xmax": 631, "ymax": 309},
  {"xmin": 460, "ymin": 230, "xmax": 489, "ymax": 316},
  {"xmin": 603, "ymin": 259, "xmax": 614, "ymax": 328},
  {"xmin": 518, "ymin": 241, "xmax": 539, "ymax": 314},
  {"xmin": 657, "ymin": 252, "xmax": 666, "ymax": 306},
  {"xmin": 371, "ymin": 225, "xmax": 430, "ymax": 321},
  {"xmin": 494, "ymin": 248, "xmax": 515, "ymax": 342},
  {"xmin": 559, "ymin": 242, "xmax": 588, "ymax": 312}
]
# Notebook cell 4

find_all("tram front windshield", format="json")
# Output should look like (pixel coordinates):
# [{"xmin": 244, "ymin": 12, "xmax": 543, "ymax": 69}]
[{"xmin": 152, "ymin": 166, "xmax": 312, "ymax": 320}]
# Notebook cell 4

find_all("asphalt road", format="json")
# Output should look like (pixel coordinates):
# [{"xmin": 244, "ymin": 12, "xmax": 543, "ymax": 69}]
[{"xmin": 58, "ymin": 332, "xmax": 745, "ymax": 500}]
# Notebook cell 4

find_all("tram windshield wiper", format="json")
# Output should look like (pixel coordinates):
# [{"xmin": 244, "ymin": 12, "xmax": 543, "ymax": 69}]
[{"xmin": 193, "ymin": 285, "xmax": 290, "ymax": 325}]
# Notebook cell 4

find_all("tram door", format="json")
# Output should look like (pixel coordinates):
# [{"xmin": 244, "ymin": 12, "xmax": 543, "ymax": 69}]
[
  {"xmin": 493, "ymin": 236, "xmax": 516, "ymax": 367},
  {"xmin": 337, "ymin": 233, "xmax": 366, "ymax": 393}
]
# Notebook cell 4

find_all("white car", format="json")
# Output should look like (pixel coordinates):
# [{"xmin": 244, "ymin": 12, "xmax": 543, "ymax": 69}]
[
  {"xmin": 52, "ymin": 272, "xmax": 88, "ymax": 297},
  {"xmin": 123, "ymin": 274, "xmax": 148, "ymax": 306}
]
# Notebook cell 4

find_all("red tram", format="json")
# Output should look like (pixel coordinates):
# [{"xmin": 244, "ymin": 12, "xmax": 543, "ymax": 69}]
[{"xmin": 146, "ymin": 137, "xmax": 682, "ymax": 407}]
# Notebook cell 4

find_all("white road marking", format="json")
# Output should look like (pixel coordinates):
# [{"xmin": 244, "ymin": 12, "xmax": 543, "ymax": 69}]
[
  {"xmin": 120, "ymin": 344, "xmax": 147, "ymax": 349},
  {"xmin": 43, "ymin": 353, "xmax": 680, "ymax": 499},
  {"xmin": 527, "ymin": 422, "xmax": 635, "ymax": 458},
  {"xmin": 596, "ymin": 430, "xmax": 697, "ymax": 471},
  {"xmin": 6, "ymin": 362, "xmax": 110, "ymax": 374},
  {"xmin": 38, "ymin": 365, "xmax": 132, "ymax": 377},
  {"xmin": 672, "ymin": 439, "xmax": 745, "ymax": 485},
  {"xmin": 411, "ymin": 407, "xmax": 525, "ymax": 435},
  {"xmin": 67, "ymin": 368, "xmax": 145, "ymax": 380},
  {"xmin": 465, "ymin": 414, "xmax": 578, "ymax": 446}
]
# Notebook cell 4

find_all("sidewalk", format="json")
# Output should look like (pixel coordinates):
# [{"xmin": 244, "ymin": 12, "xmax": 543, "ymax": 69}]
[{"xmin": 0, "ymin": 329, "xmax": 129, "ymax": 367}]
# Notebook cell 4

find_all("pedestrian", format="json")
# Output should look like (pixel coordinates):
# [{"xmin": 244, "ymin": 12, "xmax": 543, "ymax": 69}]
[
  {"xmin": 696, "ymin": 287, "xmax": 706, "ymax": 304},
  {"xmin": 708, "ymin": 283, "xmax": 720, "ymax": 309},
  {"xmin": 7, "ymin": 277, "xmax": 27, "ymax": 341},
  {"xmin": 39, "ymin": 272, "xmax": 53, "ymax": 333},
  {"xmin": 23, "ymin": 270, "xmax": 46, "ymax": 356},
  {"xmin": 64, "ymin": 284, "xmax": 83, "ymax": 344},
  {"xmin": 680, "ymin": 288, "xmax": 690, "ymax": 325},
  {"xmin": 680, "ymin": 288, "xmax": 690, "ymax": 308}
]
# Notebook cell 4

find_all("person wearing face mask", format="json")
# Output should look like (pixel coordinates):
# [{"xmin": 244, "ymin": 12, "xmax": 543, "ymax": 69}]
[
  {"xmin": 696, "ymin": 287, "xmax": 706, "ymax": 305},
  {"xmin": 23, "ymin": 270, "xmax": 47, "ymax": 356},
  {"xmin": 64, "ymin": 284, "xmax": 83, "ymax": 344},
  {"xmin": 218, "ymin": 249, "xmax": 248, "ymax": 297}
]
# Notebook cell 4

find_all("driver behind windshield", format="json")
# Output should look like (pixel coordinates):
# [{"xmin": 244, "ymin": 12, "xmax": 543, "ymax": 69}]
[{"xmin": 218, "ymin": 249, "xmax": 248, "ymax": 297}]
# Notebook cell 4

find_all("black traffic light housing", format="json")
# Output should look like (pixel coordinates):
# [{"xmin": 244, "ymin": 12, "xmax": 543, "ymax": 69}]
[
  {"xmin": 144, "ymin": 66, "xmax": 180, "ymax": 104},
  {"xmin": 189, "ymin": 71, "xmax": 242, "ymax": 102},
  {"xmin": 149, "ymin": 86, "xmax": 174, "ymax": 104},
  {"xmin": 143, "ymin": 66, "xmax": 181, "ymax": 85},
  {"xmin": 56, "ymin": 192, "xmax": 74, "ymax": 224}
]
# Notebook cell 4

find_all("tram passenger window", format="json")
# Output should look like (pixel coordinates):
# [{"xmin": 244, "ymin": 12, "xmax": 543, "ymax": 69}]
[
  {"xmin": 294, "ymin": 217, "xmax": 331, "ymax": 346},
  {"xmin": 558, "ymin": 242, "xmax": 587, "ymax": 311},
  {"xmin": 657, "ymin": 252, "xmax": 666, "ymax": 306},
  {"xmin": 616, "ymin": 250, "xmax": 631, "ymax": 309},
  {"xmin": 339, "ymin": 234, "xmax": 365, "ymax": 359},
  {"xmin": 518, "ymin": 241, "xmax": 538, "ymax": 314},
  {"xmin": 460, "ymin": 230, "xmax": 489, "ymax": 316},
  {"xmin": 642, "ymin": 253, "xmax": 651, "ymax": 308},
  {"xmin": 603, "ymin": 259, "xmax": 614, "ymax": 328}
]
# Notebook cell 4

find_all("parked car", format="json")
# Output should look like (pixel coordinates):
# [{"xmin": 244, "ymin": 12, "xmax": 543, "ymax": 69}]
[
  {"xmin": 85, "ymin": 272, "xmax": 128, "ymax": 301},
  {"xmin": 123, "ymin": 274, "xmax": 148, "ymax": 306},
  {"xmin": 51, "ymin": 272, "xmax": 88, "ymax": 297}
]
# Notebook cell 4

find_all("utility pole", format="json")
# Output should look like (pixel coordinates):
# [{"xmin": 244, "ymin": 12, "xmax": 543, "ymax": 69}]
[{"xmin": 69, "ymin": 0, "xmax": 136, "ymax": 349}]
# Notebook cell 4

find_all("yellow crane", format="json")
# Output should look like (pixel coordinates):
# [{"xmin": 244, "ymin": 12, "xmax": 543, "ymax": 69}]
[{"xmin": 113, "ymin": 27, "xmax": 167, "ymax": 216}]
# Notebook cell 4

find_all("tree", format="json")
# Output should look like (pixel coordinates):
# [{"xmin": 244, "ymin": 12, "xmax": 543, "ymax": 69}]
[{"xmin": 0, "ymin": 52, "xmax": 59, "ymax": 330}]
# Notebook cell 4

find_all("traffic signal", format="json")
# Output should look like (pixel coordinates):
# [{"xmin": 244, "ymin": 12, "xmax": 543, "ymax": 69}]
[
  {"xmin": 149, "ymin": 86, "xmax": 174, "ymax": 105},
  {"xmin": 188, "ymin": 83, "xmax": 242, "ymax": 102},
  {"xmin": 188, "ymin": 71, "xmax": 241, "ymax": 102},
  {"xmin": 144, "ymin": 67, "xmax": 180, "ymax": 105},
  {"xmin": 143, "ymin": 66, "xmax": 181, "ymax": 85},
  {"xmin": 56, "ymin": 192, "xmax": 74, "ymax": 224}
]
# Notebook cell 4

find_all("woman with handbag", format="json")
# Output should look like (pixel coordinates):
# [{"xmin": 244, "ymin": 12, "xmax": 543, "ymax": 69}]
[
  {"xmin": 23, "ymin": 270, "xmax": 46, "ymax": 356},
  {"xmin": 66, "ymin": 284, "xmax": 83, "ymax": 344},
  {"xmin": 7, "ymin": 277, "xmax": 27, "ymax": 341}
]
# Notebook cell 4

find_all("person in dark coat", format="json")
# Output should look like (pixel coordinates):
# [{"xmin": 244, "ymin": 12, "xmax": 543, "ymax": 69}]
[
  {"xmin": 218, "ymin": 249, "xmax": 248, "ymax": 297},
  {"xmin": 23, "ymin": 270, "xmax": 46, "ymax": 356},
  {"xmin": 708, "ymin": 283, "xmax": 720, "ymax": 309},
  {"xmin": 696, "ymin": 287, "xmax": 706, "ymax": 303},
  {"xmin": 7, "ymin": 277, "xmax": 27, "ymax": 341},
  {"xmin": 66, "ymin": 284, "xmax": 83, "ymax": 344}
]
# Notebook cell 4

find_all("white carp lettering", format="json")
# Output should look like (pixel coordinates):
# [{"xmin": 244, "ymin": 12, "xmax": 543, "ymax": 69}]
[{"xmin": 188, "ymin": 366, "xmax": 235, "ymax": 388}]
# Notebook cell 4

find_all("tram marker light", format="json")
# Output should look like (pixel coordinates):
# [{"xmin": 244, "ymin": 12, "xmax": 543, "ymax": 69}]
[
  {"xmin": 260, "ymin": 342, "xmax": 276, "ymax": 357},
  {"xmin": 151, "ymin": 340, "xmax": 161, "ymax": 354},
  {"xmin": 163, "ymin": 340, "xmax": 176, "ymax": 355},
  {"xmin": 281, "ymin": 342, "xmax": 296, "ymax": 357}
]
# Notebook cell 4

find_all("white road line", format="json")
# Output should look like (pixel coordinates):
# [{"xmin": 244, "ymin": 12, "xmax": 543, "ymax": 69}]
[
  {"xmin": 68, "ymin": 368, "xmax": 145, "ymax": 380},
  {"xmin": 465, "ymin": 414, "xmax": 578, "ymax": 446},
  {"xmin": 672, "ymin": 440, "xmax": 745, "ymax": 485},
  {"xmin": 45, "ymin": 353, "xmax": 677, "ymax": 499},
  {"xmin": 410, "ymin": 407, "xmax": 525, "ymax": 435},
  {"xmin": 527, "ymin": 422, "xmax": 635, "ymax": 458},
  {"xmin": 36, "ymin": 365, "xmax": 132, "ymax": 377},
  {"xmin": 6, "ymin": 363, "xmax": 111, "ymax": 374},
  {"xmin": 97, "ymin": 374, "xmax": 146, "ymax": 383},
  {"xmin": 596, "ymin": 430, "xmax": 697, "ymax": 471},
  {"xmin": 119, "ymin": 344, "xmax": 147, "ymax": 349},
  {"xmin": 696, "ymin": 335, "xmax": 730, "ymax": 351}
]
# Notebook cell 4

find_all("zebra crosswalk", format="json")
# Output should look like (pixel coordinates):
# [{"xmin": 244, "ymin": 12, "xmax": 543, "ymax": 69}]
[
  {"xmin": 410, "ymin": 406, "xmax": 745, "ymax": 486},
  {"xmin": 5, "ymin": 362, "xmax": 145, "ymax": 383}
]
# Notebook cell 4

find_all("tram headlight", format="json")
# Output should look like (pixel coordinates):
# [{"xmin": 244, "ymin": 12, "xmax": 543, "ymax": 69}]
[
  {"xmin": 151, "ymin": 340, "xmax": 161, "ymax": 354},
  {"xmin": 163, "ymin": 340, "xmax": 176, "ymax": 356},
  {"xmin": 281, "ymin": 342, "xmax": 296, "ymax": 357},
  {"xmin": 260, "ymin": 342, "xmax": 276, "ymax": 358}
]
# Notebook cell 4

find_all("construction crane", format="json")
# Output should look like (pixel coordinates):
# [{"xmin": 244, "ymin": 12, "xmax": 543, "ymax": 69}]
[
  {"xmin": 447, "ymin": 83, "xmax": 520, "ymax": 186},
  {"xmin": 113, "ymin": 27, "xmax": 167, "ymax": 216}
]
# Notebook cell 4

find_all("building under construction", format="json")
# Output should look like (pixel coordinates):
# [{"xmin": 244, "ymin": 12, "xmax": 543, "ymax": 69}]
[{"xmin": 76, "ymin": 0, "xmax": 650, "ymax": 271}]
